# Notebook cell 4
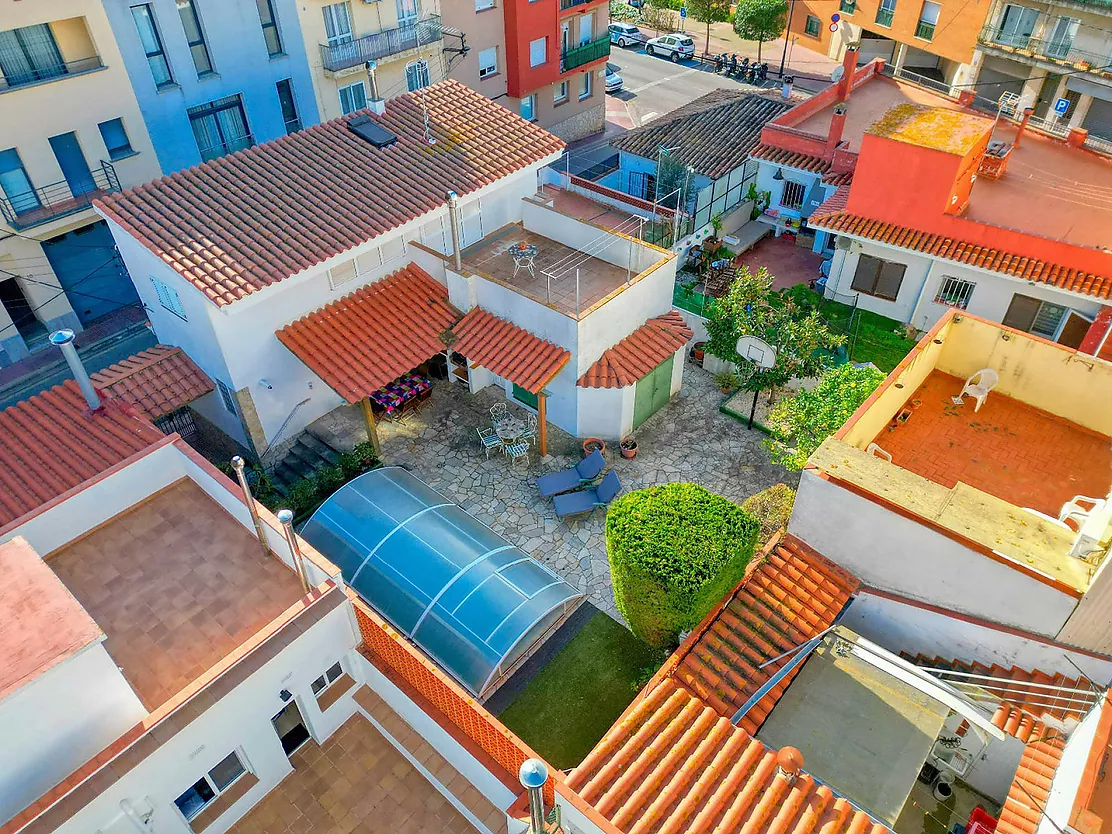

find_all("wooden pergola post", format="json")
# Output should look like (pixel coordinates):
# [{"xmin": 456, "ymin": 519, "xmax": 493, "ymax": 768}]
[
  {"xmin": 537, "ymin": 392, "xmax": 548, "ymax": 457},
  {"xmin": 360, "ymin": 396, "xmax": 381, "ymax": 456}
]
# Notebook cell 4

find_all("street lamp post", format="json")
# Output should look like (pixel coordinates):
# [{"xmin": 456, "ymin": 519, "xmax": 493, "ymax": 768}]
[{"xmin": 778, "ymin": 0, "xmax": 797, "ymax": 77}]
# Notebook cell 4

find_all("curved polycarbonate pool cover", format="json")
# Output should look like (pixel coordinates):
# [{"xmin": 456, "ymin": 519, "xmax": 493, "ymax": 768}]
[{"xmin": 302, "ymin": 467, "xmax": 583, "ymax": 698}]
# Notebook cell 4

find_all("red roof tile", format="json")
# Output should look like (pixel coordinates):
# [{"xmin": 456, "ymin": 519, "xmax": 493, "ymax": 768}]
[
  {"xmin": 0, "ymin": 381, "xmax": 165, "ymax": 529},
  {"xmin": 811, "ymin": 189, "xmax": 1112, "ymax": 300},
  {"xmin": 451, "ymin": 308, "xmax": 570, "ymax": 394},
  {"xmin": 89, "ymin": 345, "xmax": 214, "ymax": 420},
  {"xmin": 0, "ymin": 537, "xmax": 102, "ymax": 702},
  {"xmin": 276, "ymin": 265, "xmax": 460, "ymax": 403},
  {"xmin": 577, "ymin": 312, "xmax": 693, "ymax": 389},
  {"xmin": 568, "ymin": 536, "xmax": 867, "ymax": 834},
  {"xmin": 750, "ymin": 144, "xmax": 832, "ymax": 175},
  {"xmin": 96, "ymin": 80, "xmax": 565, "ymax": 307},
  {"xmin": 996, "ymin": 716, "xmax": 1066, "ymax": 834}
]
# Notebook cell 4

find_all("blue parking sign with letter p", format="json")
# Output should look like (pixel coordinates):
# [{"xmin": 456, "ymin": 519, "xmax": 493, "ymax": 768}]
[{"xmin": 1054, "ymin": 97, "xmax": 1071, "ymax": 116}]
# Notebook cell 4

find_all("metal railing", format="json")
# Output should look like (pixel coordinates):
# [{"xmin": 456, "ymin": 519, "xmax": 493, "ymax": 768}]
[
  {"xmin": 916, "ymin": 666, "xmax": 1102, "ymax": 722},
  {"xmin": 914, "ymin": 20, "xmax": 935, "ymax": 40},
  {"xmin": 978, "ymin": 24, "xmax": 1110, "ymax": 71},
  {"xmin": 875, "ymin": 7, "xmax": 894, "ymax": 26},
  {"xmin": 0, "ymin": 159, "xmax": 119, "ymax": 231},
  {"xmin": 198, "ymin": 133, "xmax": 254, "ymax": 162},
  {"xmin": 560, "ymin": 0, "xmax": 603, "ymax": 10},
  {"xmin": 1086, "ymin": 132, "xmax": 1112, "ymax": 153},
  {"xmin": 320, "ymin": 16, "xmax": 442, "ymax": 73},
  {"xmin": 562, "ymin": 35, "xmax": 610, "ymax": 71},
  {"xmin": 879, "ymin": 63, "xmax": 952, "ymax": 94},
  {"xmin": 1026, "ymin": 113, "xmax": 1071, "ymax": 137},
  {"xmin": 0, "ymin": 55, "xmax": 103, "ymax": 93}
]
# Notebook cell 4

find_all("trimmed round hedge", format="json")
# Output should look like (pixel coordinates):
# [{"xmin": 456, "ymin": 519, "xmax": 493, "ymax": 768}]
[{"xmin": 605, "ymin": 483, "xmax": 759, "ymax": 648}]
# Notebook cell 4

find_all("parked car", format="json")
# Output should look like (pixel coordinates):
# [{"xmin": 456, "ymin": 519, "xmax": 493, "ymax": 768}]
[
  {"xmin": 605, "ymin": 62, "xmax": 624, "ymax": 93},
  {"xmin": 609, "ymin": 22, "xmax": 646, "ymax": 47},
  {"xmin": 645, "ymin": 33, "xmax": 695, "ymax": 61}
]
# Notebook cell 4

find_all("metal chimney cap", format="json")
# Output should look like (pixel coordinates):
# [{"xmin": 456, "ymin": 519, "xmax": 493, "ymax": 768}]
[
  {"xmin": 447, "ymin": 190, "xmax": 458, "ymax": 201},
  {"xmin": 276, "ymin": 509, "xmax": 295, "ymax": 524},
  {"xmin": 519, "ymin": 759, "xmax": 548, "ymax": 789},
  {"xmin": 49, "ymin": 329, "xmax": 77, "ymax": 346}
]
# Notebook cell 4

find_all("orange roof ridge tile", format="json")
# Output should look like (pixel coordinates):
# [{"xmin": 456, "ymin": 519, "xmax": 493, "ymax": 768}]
[
  {"xmin": 451, "ymin": 308, "xmax": 571, "ymax": 394},
  {"xmin": 578, "ymin": 312, "xmax": 693, "ymax": 389},
  {"xmin": 89, "ymin": 345, "xmax": 214, "ymax": 421}
]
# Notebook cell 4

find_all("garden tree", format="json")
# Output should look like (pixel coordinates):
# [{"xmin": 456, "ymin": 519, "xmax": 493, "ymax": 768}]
[
  {"xmin": 764, "ymin": 362, "xmax": 885, "ymax": 469},
  {"xmin": 684, "ymin": 0, "xmax": 733, "ymax": 56},
  {"xmin": 732, "ymin": 0, "xmax": 789, "ymax": 61},
  {"xmin": 704, "ymin": 266, "xmax": 845, "ymax": 391},
  {"xmin": 740, "ymin": 483, "xmax": 796, "ymax": 544},
  {"xmin": 606, "ymin": 483, "xmax": 759, "ymax": 648}
]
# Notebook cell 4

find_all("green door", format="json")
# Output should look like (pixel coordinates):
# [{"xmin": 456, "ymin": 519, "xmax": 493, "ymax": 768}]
[
  {"xmin": 512, "ymin": 383, "xmax": 538, "ymax": 410},
  {"xmin": 632, "ymin": 354, "xmax": 675, "ymax": 429}
]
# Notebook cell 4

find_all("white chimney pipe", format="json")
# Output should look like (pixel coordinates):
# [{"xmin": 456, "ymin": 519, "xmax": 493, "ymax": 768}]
[
  {"xmin": 50, "ymin": 329, "xmax": 101, "ymax": 411},
  {"xmin": 446, "ymin": 190, "xmax": 463, "ymax": 272}
]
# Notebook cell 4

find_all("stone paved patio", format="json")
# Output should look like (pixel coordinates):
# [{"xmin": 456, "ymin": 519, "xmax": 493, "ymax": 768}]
[{"xmin": 309, "ymin": 366, "xmax": 795, "ymax": 619}]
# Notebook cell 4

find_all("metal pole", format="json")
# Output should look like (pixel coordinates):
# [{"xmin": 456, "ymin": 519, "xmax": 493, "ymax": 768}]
[
  {"xmin": 779, "ymin": 0, "xmax": 797, "ymax": 78},
  {"xmin": 232, "ymin": 456, "xmax": 273, "ymax": 563},
  {"xmin": 277, "ymin": 508, "xmax": 312, "ymax": 594},
  {"xmin": 627, "ymin": 231, "xmax": 633, "ymax": 285},
  {"xmin": 576, "ymin": 268, "xmax": 580, "ymax": 315},
  {"xmin": 519, "ymin": 760, "xmax": 549, "ymax": 834},
  {"xmin": 748, "ymin": 386, "xmax": 760, "ymax": 429}
]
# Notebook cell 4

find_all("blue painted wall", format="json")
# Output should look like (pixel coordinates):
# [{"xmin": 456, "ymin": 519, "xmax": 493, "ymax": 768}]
[{"xmin": 102, "ymin": 0, "xmax": 319, "ymax": 174}]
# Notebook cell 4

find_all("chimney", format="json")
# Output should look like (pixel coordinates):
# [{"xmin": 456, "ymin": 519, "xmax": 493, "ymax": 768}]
[
  {"xmin": 277, "ymin": 508, "xmax": 312, "ymax": 593},
  {"xmin": 1068, "ymin": 126, "xmax": 1089, "ymax": 148},
  {"xmin": 824, "ymin": 104, "xmax": 848, "ymax": 159},
  {"xmin": 366, "ymin": 60, "xmax": 386, "ymax": 115},
  {"xmin": 519, "ymin": 759, "xmax": 548, "ymax": 833},
  {"xmin": 446, "ymin": 190, "xmax": 463, "ymax": 272},
  {"xmin": 1013, "ymin": 106, "xmax": 1035, "ymax": 149},
  {"xmin": 781, "ymin": 75, "xmax": 794, "ymax": 100},
  {"xmin": 776, "ymin": 747, "xmax": 804, "ymax": 784},
  {"xmin": 837, "ymin": 47, "xmax": 858, "ymax": 101},
  {"xmin": 50, "ymin": 329, "xmax": 101, "ymax": 411},
  {"xmin": 233, "ymin": 456, "xmax": 274, "ymax": 564}
]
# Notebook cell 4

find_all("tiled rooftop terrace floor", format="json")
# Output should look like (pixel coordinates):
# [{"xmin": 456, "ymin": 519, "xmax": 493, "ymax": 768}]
[
  {"xmin": 733, "ymin": 234, "xmax": 823, "ymax": 291},
  {"xmin": 226, "ymin": 714, "xmax": 479, "ymax": 834},
  {"xmin": 48, "ymin": 480, "xmax": 304, "ymax": 711},
  {"xmin": 873, "ymin": 371, "xmax": 1111, "ymax": 518}
]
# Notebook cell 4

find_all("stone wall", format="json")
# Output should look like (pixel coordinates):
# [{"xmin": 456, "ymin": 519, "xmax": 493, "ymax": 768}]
[{"xmin": 548, "ymin": 102, "xmax": 606, "ymax": 143}]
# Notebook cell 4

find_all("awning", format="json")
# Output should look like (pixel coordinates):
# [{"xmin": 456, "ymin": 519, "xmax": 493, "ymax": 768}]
[
  {"xmin": 276, "ymin": 265, "xmax": 460, "ymax": 403},
  {"xmin": 578, "ymin": 311, "xmax": 692, "ymax": 389},
  {"xmin": 89, "ymin": 345, "xmax": 214, "ymax": 420},
  {"xmin": 451, "ymin": 308, "xmax": 570, "ymax": 394}
]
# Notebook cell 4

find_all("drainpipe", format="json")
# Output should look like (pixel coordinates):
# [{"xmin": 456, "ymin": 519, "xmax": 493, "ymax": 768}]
[
  {"xmin": 447, "ymin": 190, "xmax": 463, "ymax": 272},
  {"xmin": 232, "ymin": 456, "xmax": 273, "ymax": 563},
  {"xmin": 50, "ymin": 329, "xmax": 101, "ymax": 411},
  {"xmin": 277, "ymin": 508, "xmax": 312, "ymax": 593},
  {"xmin": 519, "ymin": 759, "xmax": 548, "ymax": 834}
]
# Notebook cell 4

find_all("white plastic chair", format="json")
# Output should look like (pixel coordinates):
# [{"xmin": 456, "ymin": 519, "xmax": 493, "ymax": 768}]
[
  {"xmin": 866, "ymin": 442, "xmax": 892, "ymax": 462},
  {"xmin": 954, "ymin": 368, "xmax": 999, "ymax": 412},
  {"xmin": 1059, "ymin": 495, "xmax": 1107, "ymax": 530}
]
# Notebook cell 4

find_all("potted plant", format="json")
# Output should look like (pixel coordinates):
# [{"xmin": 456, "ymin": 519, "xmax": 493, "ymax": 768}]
[
  {"xmin": 714, "ymin": 370, "xmax": 740, "ymax": 393},
  {"xmin": 620, "ymin": 438, "xmax": 638, "ymax": 459},
  {"xmin": 691, "ymin": 341, "xmax": 706, "ymax": 362},
  {"xmin": 583, "ymin": 437, "xmax": 606, "ymax": 458}
]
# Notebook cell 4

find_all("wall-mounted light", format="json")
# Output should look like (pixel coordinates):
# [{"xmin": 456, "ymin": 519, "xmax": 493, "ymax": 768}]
[
  {"xmin": 773, "ymin": 168, "xmax": 785, "ymax": 181},
  {"xmin": 279, "ymin": 689, "xmax": 292, "ymax": 702}
]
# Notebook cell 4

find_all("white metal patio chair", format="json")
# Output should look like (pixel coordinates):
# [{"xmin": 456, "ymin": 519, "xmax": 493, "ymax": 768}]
[
  {"xmin": 490, "ymin": 402, "xmax": 508, "ymax": 423},
  {"xmin": 520, "ymin": 413, "xmax": 539, "ymax": 447},
  {"xmin": 505, "ymin": 440, "xmax": 530, "ymax": 470},
  {"xmin": 952, "ymin": 368, "xmax": 999, "ymax": 412},
  {"xmin": 476, "ymin": 427, "xmax": 504, "ymax": 458}
]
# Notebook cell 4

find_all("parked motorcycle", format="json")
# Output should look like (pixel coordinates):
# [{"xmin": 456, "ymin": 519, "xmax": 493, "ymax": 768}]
[
  {"xmin": 757, "ymin": 62, "xmax": 769, "ymax": 82},
  {"xmin": 713, "ymin": 53, "xmax": 725, "ymax": 74},
  {"xmin": 727, "ymin": 54, "xmax": 738, "ymax": 77}
]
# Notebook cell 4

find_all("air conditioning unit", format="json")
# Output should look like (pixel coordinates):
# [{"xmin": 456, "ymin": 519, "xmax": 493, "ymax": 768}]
[{"xmin": 835, "ymin": 236, "xmax": 852, "ymax": 250}]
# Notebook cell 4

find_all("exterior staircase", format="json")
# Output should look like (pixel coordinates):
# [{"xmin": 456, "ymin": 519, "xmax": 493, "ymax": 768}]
[{"xmin": 267, "ymin": 432, "xmax": 343, "ymax": 496}]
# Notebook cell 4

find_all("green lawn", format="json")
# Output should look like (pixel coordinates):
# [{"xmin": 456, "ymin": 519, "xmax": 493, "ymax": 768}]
[
  {"xmin": 498, "ymin": 612, "xmax": 666, "ymax": 769},
  {"xmin": 818, "ymin": 301, "xmax": 917, "ymax": 372}
]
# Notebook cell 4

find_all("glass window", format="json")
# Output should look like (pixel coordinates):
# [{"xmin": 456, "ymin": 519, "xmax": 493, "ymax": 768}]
[
  {"xmin": 152, "ymin": 276, "xmax": 187, "ymax": 319},
  {"xmin": 406, "ymin": 59, "xmax": 430, "ymax": 91},
  {"xmin": 839, "ymin": 0, "xmax": 856, "ymax": 13},
  {"xmin": 478, "ymin": 47, "xmax": 497, "ymax": 78},
  {"xmin": 396, "ymin": 0, "xmax": 419, "ymax": 26},
  {"xmin": 312, "ymin": 661, "xmax": 345, "ymax": 695},
  {"xmin": 476, "ymin": 0, "xmax": 495, "ymax": 9},
  {"xmin": 276, "ymin": 78, "xmax": 301, "ymax": 133},
  {"xmin": 208, "ymin": 752, "xmax": 246, "ymax": 792},
  {"xmin": 520, "ymin": 94, "xmax": 535, "ymax": 121},
  {"xmin": 804, "ymin": 14, "xmax": 821, "ymax": 36},
  {"xmin": 379, "ymin": 237, "xmax": 406, "ymax": 263},
  {"xmin": 174, "ymin": 752, "xmax": 246, "ymax": 820},
  {"xmin": 216, "ymin": 379, "xmax": 238, "ymax": 414},
  {"xmin": 176, "ymin": 0, "xmax": 213, "ymax": 76},
  {"xmin": 529, "ymin": 37, "xmax": 546, "ymax": 67},
  {"xmin": 0, "ymin": 148, "xmax": 39, "ymax": 214},
  {"xmin": 578, "ymin": 70, "xmax": 591, "ymax": 99},
  {"xmin": 98, "ymin": 119, "xmax": 134, "ymax": 160},
  {"xmin": 322, "ymin": 2, "xmax": 354, "ymax": 46},
  {"xmin": 850, "ymin": 254, "xmax": 905, "ymax": 300},
  {"xmin": 876, "ymin": 0, "xmax": 896, "ymax": 25},
  {"xmin": 188, "ymin": 94, "xmax": 252, "ymax": 161},
  {"xmin": 255, "ymin": 0, "xmax": 283, "ymax": 56},
  {"xmin": 934, "ymin": 276, "xmax": 976, "ymax": 309},
  {"xmin": 338, "ymin": 80, "xmax": 366, "ymax": 115},
  {"xmin": 916, "ymin": 1, "xmax": 940, "ymax": 38},
  {"xmin": 0, "ymin": 24, "xmax": 67, "ymax": 88},
  {"xmin": 554, "ymin": 81, "xmax": 567, "ymax": 102},
  {"xmin": 131, "ymin": 5, "xmax": 174, "ymax": 87}
]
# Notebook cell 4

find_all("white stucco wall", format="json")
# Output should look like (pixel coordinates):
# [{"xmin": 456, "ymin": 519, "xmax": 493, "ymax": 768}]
[
  {"xmin": 1038, "ymin": 699, "xmax": 1106, "ymax": 834},
  {"xmin": 576, "ymin": 385, "xmax": 629, "ymax": 440},
  {"xmin": 0, "ymin": 643, "xmax": 147, "ymax": 824},
  {"xmin": 789, "ymin": 470, "xmax": 1079, "ymax": 635}
]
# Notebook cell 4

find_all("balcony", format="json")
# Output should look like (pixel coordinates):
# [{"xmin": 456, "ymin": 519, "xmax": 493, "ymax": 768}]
[
  {"xmin": 914, "ymin": 20, "xmax": 935, "ymax": 39},
  {"xmin": 320, "ymin": 16, "xmax": 442, "ymax": 74},
  {"xmin": 562, "ymin": 35, "xmax": 610, "ymax": 72},
  {"xmin": 198, "ymin": 133, "xmax": 254, "ymax": 163},
  {"xmin": 0, "ymin": 55, "xmax": 104, "ymax": 93},
  {"xmin": 560, "ymin": 0, "xmax": 605, "ymax": 11},
  {"xmin": 875, "ymin": 7, "xmax": 894, "ymax": 26},
  {"xmin": 977, "ymin": 24, "xmax": 1110, "ymax": 72},
  {"xmin": 0, "ymin": 160, "xmax": 119, "ymax": 231}
]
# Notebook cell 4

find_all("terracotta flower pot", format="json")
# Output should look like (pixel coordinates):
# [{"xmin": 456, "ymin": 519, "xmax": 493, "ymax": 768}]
[
  {"xmin": 620, "ymin": 440, "xmax": 638, "ymax": 459},
  {"xmin": 692, "ymin": 341, "xmax": 706, "ymax": 362},
  {"xmin": 583, "ymin": 438, "xmax": 605, "ymax": 458}
]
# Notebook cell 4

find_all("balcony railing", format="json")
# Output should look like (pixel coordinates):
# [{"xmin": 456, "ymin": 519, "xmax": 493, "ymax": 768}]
[
  {"xmin": 562, "ymin": 35, "xmax": 610, "ymax": 72},
  {"xmin": 198, "ymin": 133, "xmax": 254, "ymax": 163},
  {"xmin": 875, "ymin": 7, "xmax": 894, "ymax": 26},
  {"xmin": 0, "ymin": 160, "xmax": 119, "ymax": 231},
  {"xmin": 0, "ymin": 55, "xmax": 104, "ymax": 93},
  {"xmin": 560, "ymin": 0, "xmax": 604, "ymax": 10},
  {"xmin": 914, "ymin": 20, "xmax": 935, "ymax": 39},
  {"xmin": 320, "ymin": 16, "xmax": 442, "ymax": 73},
  {"xmin": 978, "ymin": 24, "xmax": 1110, "ymax": 71}
]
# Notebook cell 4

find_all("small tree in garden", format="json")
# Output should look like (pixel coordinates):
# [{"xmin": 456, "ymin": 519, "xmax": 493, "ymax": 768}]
[
  {"xmin": 606, "ymin": 483, "xmax": 759, "ymax": 648},
  {"xmin": 740, "ymin": 483, "xmax": 796, "ymax": 545},
  {"xmin": 684, "ymin": 0, "xmax": 733, "ymax": 55},
  {"xmin": 764, "ymin": 362, "xmax": 885, "ymax": 469},
  {"xmin": 733, "ymin": 0, "xmax": 789, "ymax": 62}
]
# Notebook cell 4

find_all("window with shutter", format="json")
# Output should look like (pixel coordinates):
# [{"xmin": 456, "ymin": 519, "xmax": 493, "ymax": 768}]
[{"xmin": 850, "ymin": 254, "xmax": 904, "ymax": 300}]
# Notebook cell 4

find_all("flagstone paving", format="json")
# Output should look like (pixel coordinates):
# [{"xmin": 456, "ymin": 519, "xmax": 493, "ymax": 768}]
[{"xmin": 308, "ymin": 366, "xmax": 796, "ymax": 619}]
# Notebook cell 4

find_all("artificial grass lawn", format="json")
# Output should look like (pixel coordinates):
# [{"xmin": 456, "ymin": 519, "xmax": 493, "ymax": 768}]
[{"xmin": 497, "ymin": 611, "xmax": 666, "ymax": 769}]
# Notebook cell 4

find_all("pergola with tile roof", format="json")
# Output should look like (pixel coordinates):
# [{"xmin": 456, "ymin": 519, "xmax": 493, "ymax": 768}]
[{"xmin": 89, "ymin": 345, "xmax": 214, "ymax": 422}]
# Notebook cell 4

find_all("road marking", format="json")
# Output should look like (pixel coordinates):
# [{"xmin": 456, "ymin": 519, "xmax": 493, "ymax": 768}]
[{"xmin": 629, "ymin": 65, "xmax": 702, "ymax": 94}]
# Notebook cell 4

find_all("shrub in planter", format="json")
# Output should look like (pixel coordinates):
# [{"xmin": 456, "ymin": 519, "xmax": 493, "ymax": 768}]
[
  {"xmin": 740, "ymin": 483, "xmax": 796, "ymax": 546},
  {"xmin": 606, "ymin": 483, "xmax": 759, "ymax": 648}
]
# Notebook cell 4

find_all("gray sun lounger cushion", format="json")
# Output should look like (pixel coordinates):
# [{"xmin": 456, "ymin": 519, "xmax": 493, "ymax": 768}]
[
  {"xmin": 536, "ymin": 449, "xmax": 606, "ymax": 498},
  {"xmin": 553, "ymin": 471, "xmax": 622, "ymax": 518}
]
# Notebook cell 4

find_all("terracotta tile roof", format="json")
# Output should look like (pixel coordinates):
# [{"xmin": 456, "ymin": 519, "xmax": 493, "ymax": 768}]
[
  {"xmin": 0, "ymin": 537, "xmax": 102, "ymax": 702},
  {"xmin": 612, "ymin": 93, "xmax": 793, "ymax": 180},
  {"xmin": 276, "ymin": 265, "xmax": 459, "ymax": 403},
  {"xmin": 996, "ymin": 715, "xmax": 1066, "ymax": 834},
  {"xmin": 811, "ymin": 188, "xmax": 1112, "ymax": 300},
  {"xmin": 451, "ymin": 308, "xmax": 570, "ymax": 394},
  {"xmin": 568, "ymin": 536, "xmax": 870, "ymax": 834},
  {"xmin": 96, "ymin": 80, "xmax": 565, "ymax": 307},
  {"xmin": 0, "ymin": 381, "xmax": 165, "ymax": 529},
  {"xmin": 749, "ymin": 144, "xmax": 832, "ymax": 175},
  {"xmin": 577, "ymin": 312, "xmax": 692, "ymax": 389},
  {"xmin": 89, "ymin": 345, "xmax": 214, "ymax": 420}
]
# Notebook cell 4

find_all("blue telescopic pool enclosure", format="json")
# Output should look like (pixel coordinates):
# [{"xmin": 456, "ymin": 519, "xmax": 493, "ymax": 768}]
[{"xmin": 302, "ymin": 467, "xmax": 583, "ymax": 699}]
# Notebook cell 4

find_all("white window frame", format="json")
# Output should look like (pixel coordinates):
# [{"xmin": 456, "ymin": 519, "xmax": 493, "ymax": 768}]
[
  {"xmin": 529, "ymin": 37, "xmax": 547, "ymax": 67},
  {"xmin": 311, "ymin": 661, "xmax": 346, "ymax": 696},
  {"xmin": 554, "ymin": 80, "xmax": 568, "ymax": 103},
  {"xmin": 322, "ymin": 1, "xmax": 354, "ymax": 46},
  {"xmin": 934, "ymin": 276, "xmax": 975, "ymax": 310},
  {"xmin": 406, "ymin": 59, "xmax": 431, "ymax": 91},
  {"xmin": 578, "ymin": 71, "xmax": 592, "ymax": 100},
  {"xmin": 174, "ymin": 751, "xmax": 248, "ymax": 822},
  {"xmin": 151, "ymin": 276, "xmax": 187, "ymax": 320},
  {"xmin": 478, "ymin": 46, "xmax": 498, "ymax": 78},
  {"xmin": 520, "ymin": 94, "xmax": 536, "ymax": 121},
  {"xmin": 216, "ymin": 379, "xmax": 238, "ymax": 415},
  {"xmin": 338, "ymin": 80, "xmax": 366, "ymax": 115}
]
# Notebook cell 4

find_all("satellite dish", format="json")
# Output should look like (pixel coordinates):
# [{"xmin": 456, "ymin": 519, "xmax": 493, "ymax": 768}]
[
  {"xmin": 831, "ymin": 65, "xmax": 845, "ymax": 83},
  {"xmin": 736, "ymin": 335, "xmax": 777, "ymax": 369}
]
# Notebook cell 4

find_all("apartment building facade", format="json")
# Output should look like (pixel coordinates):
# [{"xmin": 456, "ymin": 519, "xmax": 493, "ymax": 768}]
[
  {"xmin": 0, "ymin": 0, "xmax": 162, "ymax": 368},
  {"xmin": 100, "ymin": 0, "xmax": 320, "ymax": 174}
]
